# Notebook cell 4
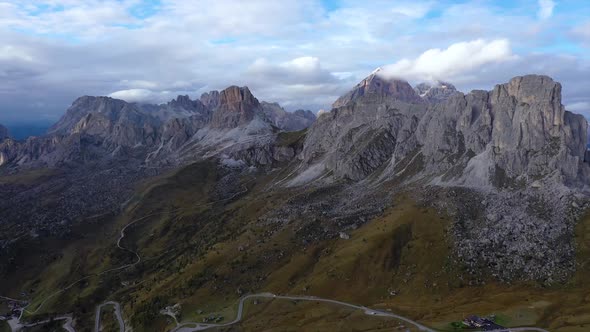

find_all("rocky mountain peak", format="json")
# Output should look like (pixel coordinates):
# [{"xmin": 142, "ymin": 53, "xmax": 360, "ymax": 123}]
[
  {"xmin": 293, "ymin": 109, "xmax": 316, "ymax": 122},
  {"xmin": 414, "ymin": 81, "xmax": 459, "ymax": 103},
  {"xmin": 219, "ymin": 86, "xmax": 259, "ymax": 107},
  {"xmin": 165, "ymin": 95, "xmax": 208, "ymax": 113},
  {"xmin": 332, "ymin": 72, "xmax": 424, "ymax": 108},
  {"xmin": 71, "ymin": 95, "xmax": 126, "ymax": 110},
  {"xmin": 49, "ymin": 96, "xmax": 129, "ymax": 134},
  {"xmin": 414, "ymin": 81, "xmax": 456, "ymax": 94},
  {"xmin": 200, "ymin": 90, "xmax": 220, "ymax": 110},
  {"xmin": 301, "ymin": 74, "xmax": 588, "ymax": 187},
  {"xmin": 168, "ymin": 95, "xmax": 194, "ymax": 108},
  {"xmin": 500, "ymin": 75, "xmax": 561, "ymax": 105},
  {"xmin": 210, "ymin": 86, "xmax": 261, "ymax": 129},
  {"xmin": 260, "ymin": 103, "xmax": 316, "ymax": 132}
]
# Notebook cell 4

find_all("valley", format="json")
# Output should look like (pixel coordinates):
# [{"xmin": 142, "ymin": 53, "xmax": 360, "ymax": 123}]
[{"xmin": 2, "ymin": 158, "xmax": 590, "ymax": 331}]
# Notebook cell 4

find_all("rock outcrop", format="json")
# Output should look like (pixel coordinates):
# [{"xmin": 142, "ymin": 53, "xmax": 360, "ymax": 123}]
[
  {"xmin": 294, "ymin": 109, "xmax": 317, "ymax": 122},
  {"xmin": 200, "ymin": 90, "xmax": 221, "ymax": 110},
  {"xmin": 332, "ymin": 71, "xmax": 424, "ymax": 108},
  {"xmin": 48, "ymin": 96, "xmax": 131, "ymax": 134},
  {"xmin": 300, "ymin": 74, "xmax": 588, "ymax": 188},
  {"xmin": 414, "ymin": 81, "xmax": 460, "ymax": 103},
  {"xmin": 295, "ymin": 73, "xmax": 590, "ymax": 283},
  {"xmin": 210, "ymin": 86, "xmax": 261, "ymax": 129},
  {"xmin": 139, "ymin": 95, "xmax": 210, "ymax": 121},
  {"xmin": 417, "ymin": 75, "xmax": 587, "ymax": 187},
  {"xmin": 0, "ymin": 83, "xmax": 317, "ymax": 170},
  {"xmin": 260, "ymin": 102, "xmax": 316, "ymax": 131}
]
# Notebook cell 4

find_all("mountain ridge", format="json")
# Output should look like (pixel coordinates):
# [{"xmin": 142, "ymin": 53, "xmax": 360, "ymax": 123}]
[
  {"xmin": 0, "ymin": 86, "xmax": 316, "ymax": 169},
  {"xmin": 2, "ymin": 73, "xmax": 590, "ymax": 331}
]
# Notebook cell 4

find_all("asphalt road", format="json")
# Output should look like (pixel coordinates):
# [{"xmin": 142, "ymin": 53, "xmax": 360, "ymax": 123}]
[
  {"xmin": 6, "ymin": 315, "xmax": 75, "ymax": 332},
  {"xmin": 169, "ymin": 293, "xmax": 551, "ymax": 332},
  {"xmin": 170, "ymin": 293, "xmax": 436, "ymax": 332},
  {"xmin": 94, "ymin": 301, "xmax": 125, "ymax": 332}
]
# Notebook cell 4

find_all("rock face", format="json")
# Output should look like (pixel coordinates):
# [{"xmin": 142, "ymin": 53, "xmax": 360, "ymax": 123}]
[
  {"xmin": 417, "ymin": 75, "xmax": 587, "ymax": 187},
  {"xmin": 332, "ymin": 71, "xmax": 424, "ymax": 108},
  {"xmin": 294, "ymin": 109, "xmax": 317, "ymax": 122},
  {"xmin": 414, "ymin": 81, "xmax": 460, "ymax": 103},
  {"xmin": 210, "ymin": 86, "xmax": 260, "ymax": 129},
  {"xmin": 139, "ymin": 95, "xmax": 210, "ymax": 121},
  {"xmin": 200, "ymin": 90, "xmax": 221, "ymax": 110},
  {"xmin": 0, "ymin": 85, "xmax": 316, "ymax": 169},
  {"xmin": 301, "ymin": 74, "xmax": 588, "ymax": 188},
  {"xmin": 260, "ymin": 102, "xmax": 317, "ymax": 131},
  {"xmin": 296, "ymin": 73, "xmax": 590, "ymax": 283},
  {"xmin": 48, "ymin": 96, "xmax": 130, "ymax": 134},
  {"xmin": 301, "ymin": 95, "xmax": 425, "ymax": 181}
]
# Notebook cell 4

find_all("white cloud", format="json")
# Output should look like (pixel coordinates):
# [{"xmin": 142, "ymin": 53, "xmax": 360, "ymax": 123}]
[
  {"xmin": 0, "ymin": 45, "xmax": 34, "ymax": 62},
  {"xmin": 118, "ymin": 80, "xmax": 159, "ymax": 90},
  {"xmin": 566, "ymin": 102, "xmax": 590, "ymax": 112},
  {"xmin": 389, "ymin": 2, "xmax": 434, "ymax": 18},
  {"xmin": 0, "ymin": 0, "xmax": 589, "ymax": 123},
  {"xmin": 538, "ymin": 0, "xmax": 555, "ymax": 20},
  {"xmin": 572, "ymin": 21, "xmax": 590, "ymax": 46},
  {"xmin": 160, "ymin": 0, "xmax": 322, "ymax": 37},
  {"xmin": 0, "ymin": 1, "xmax": 140, "ymax": 39},
  {"xmin": 285, "ymin": 56, "xmax": 322, "ymax": 72},
  {"xmin": 246, "ymin": 56, "xmax": 339, "ymax": 85},
  {"xmin": 379, "ymin": 39, "xmax": 517, "ymax": 82},
  {"xmin": 108, "ymin": 89, "xmax": 172, "ymax": 104}
]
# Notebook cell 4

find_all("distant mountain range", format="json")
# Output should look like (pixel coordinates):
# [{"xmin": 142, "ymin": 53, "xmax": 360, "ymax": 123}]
[{"xmin": 0, "ymin": 87, "xmax": 316, "ymax": 169}]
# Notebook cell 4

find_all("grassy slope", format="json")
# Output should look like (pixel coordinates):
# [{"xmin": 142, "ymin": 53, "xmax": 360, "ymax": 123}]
[
  {"xmin": 0, "ymin": 321, "xmax": 9, "ymax": 332},
  {"xmin": 0, "ymin": 168, "xmax": 60, "ymax": 185},
  {"xmin": 6, "ymin": 160, "xmax": 590, "ymax": 331},
  {"xmin": 225, "ymin": 297, "xmax": 419, "ymax": 331},
  {"xmin": 98, "ymin": 306, "xmax": 120, "ymax": 332}
]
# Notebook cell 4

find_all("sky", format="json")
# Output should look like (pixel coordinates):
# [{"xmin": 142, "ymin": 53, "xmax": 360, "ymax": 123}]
[{"xmin": 0, "ymin": 0, "xmax": 589, "ymax": 124}]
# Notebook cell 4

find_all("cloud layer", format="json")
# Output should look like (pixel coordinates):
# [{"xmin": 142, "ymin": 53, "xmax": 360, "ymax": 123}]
[
  {"xmin": 0, "ymin": 0, "xmax": 589, "ymax": 123},
  {"xmin": 380, "ymin": 39, "xmax": 517, "ymax": 82}
]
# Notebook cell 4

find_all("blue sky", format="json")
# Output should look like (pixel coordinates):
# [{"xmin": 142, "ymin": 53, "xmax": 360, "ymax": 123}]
[{"xmin": 0, "ymin": 0, "xmax": 589, "ymax": 123}]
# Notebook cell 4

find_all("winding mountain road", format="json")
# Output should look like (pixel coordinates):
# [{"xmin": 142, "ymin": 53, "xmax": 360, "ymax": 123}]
[
  {"xmin": 11, "ymin": 176, "xmax": 252, "ymax": 316},
  {"xmin": 0, "ymin": 174, "xmax": 550, "ymax": 332},
  {"xmin": 170, "ymin": 293, "xmax": 435, "ymax": 332},
  {"xmin": 168, "ymin": 293, "xmax": 550, "ymax": 332},
  {"xmin": 94, "ymin": 301, "xmax": 124, "ymax": 332}
]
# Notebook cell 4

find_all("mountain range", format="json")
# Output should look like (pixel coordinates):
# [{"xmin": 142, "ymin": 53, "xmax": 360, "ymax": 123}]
[
  {"xmin": 0, "ymin": 86, "xmax": 316, "ymax": 169},
  {"xmin": 1, "ymin": 73, "xmax": 589, "ymax": 331}
]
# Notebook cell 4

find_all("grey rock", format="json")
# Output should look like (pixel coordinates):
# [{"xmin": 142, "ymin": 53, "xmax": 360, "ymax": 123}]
[
  {"xmin": 138, "ymin": 95, "xmax": 210, "ymax": 121},
  {"xmin": 299, "ymin": 74, "xmax": 588, "ymax": 188},
  {"xmin": 210, "ymin": 86, "xmax": 260, "ymax": 129},
  {"xmin": 48, "ymin": 96, "xmax": 130, "ymax": 134},
  {"xmin": 200, "ymin": 90, "xmax": 221, "ymax": 110},
  {"xmin": 301, "ymin": 79, "xmax": 427, "ymax": 181},
  {"xmin": 260, "ymin": 102, "xmax": 316, "ymax": 131},
  {"xmin": 414, "ymin": 81, "xmax": 460, "ymax": 103},
  {"xmin": 332, "ymin": 71, "xmax": 424, "ymax": 108},
  {"xmin": 295, "ymin": 73, "xmax": 590, "ymax": 283}
]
